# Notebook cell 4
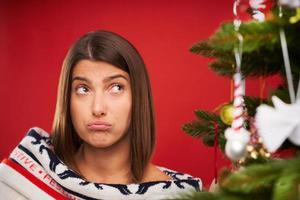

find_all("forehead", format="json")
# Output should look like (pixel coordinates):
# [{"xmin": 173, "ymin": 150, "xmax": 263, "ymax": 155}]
[{"xmin": 72, "ymin": 60, "xmax": 129, "ymax": 80}]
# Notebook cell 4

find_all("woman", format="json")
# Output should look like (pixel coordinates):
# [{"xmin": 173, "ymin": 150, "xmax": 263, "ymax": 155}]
[{"xmin": 0, "ymin": 31, "xmax": 202, "ymax": 199}]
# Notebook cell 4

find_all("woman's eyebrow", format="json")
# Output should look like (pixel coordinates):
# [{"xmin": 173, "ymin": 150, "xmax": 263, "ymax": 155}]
[
  {"xmin": 103, "ymin": 74, "xmax": 129, "ymax": 83},
  {"xmin": 71, "ymin": 74, "xmax": 128, "ymax": 84},
  {"xmin": 72, "ymin": 76, "xmax": 91, "ymax": 84}
]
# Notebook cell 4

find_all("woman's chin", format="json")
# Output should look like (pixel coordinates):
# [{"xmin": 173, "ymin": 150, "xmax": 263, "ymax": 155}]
[
  {"xmin": 84, "ymin": 135, "xmax": 113, "ymax": 149},
  {"xmin": 85, "ymin": 142, "xmax": 112, "ymax": 149}
]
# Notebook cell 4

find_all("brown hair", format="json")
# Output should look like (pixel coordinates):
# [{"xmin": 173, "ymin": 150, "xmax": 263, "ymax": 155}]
[{"xmin": 51, "ymin": 30, "xmax": 155, "ymax": 182}]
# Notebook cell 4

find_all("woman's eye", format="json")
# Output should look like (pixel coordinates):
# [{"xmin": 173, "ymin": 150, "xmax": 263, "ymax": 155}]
[
  {"xmin": 110, "ymin": 84, "xmax": 124, "ymax": 94},
  {"xmin": 76, "ymin": 86, "xmax": 89, "ymax": 94}
]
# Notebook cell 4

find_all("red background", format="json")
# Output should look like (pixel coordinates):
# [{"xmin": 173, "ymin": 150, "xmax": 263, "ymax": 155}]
[{"xmin": 0, "ymin": 0, "xmax": 280, "ymax": 188}]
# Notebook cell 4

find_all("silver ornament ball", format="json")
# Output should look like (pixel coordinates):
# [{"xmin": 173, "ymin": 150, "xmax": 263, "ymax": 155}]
[{"xmin": 225, "ymin": 140, "xmax": 247, "ymax": 161}]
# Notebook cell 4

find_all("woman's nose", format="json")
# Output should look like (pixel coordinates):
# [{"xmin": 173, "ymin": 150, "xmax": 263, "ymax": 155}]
[{"xmin": 92, "ymin": 92, "xmax": 107, "ymax": 117}]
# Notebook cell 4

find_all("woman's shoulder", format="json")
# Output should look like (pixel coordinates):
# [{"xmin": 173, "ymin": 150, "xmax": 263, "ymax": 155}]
[
  {"xmin": 157, "ymin": 166, "xmax": 197, "ymax": 180},
  {"xmin": 14, "ymin": 127, "xmax": 52, "ymax": 145},
  {"xmin": 19, "ymin": 127, "xmax": 53, "ymax": 148},
  {"xmin": 145, "ymin": 163, "xmax": 202, "ymax": 183},
  {"xmin": 157, "ymin": 166, "xmax": 202, "ymax": 183},
  {"xmin": 142, "ymin": 163, "xmax": 202, "ymax": 192},
  {"xmin": 25, "ymin": 127, "xmax": 51, "ymax": 137}
]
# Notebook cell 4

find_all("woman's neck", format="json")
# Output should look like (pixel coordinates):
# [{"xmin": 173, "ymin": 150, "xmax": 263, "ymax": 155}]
[{"xmin": 74, "ymin": 134, "xmax": 132, "ymax": 184}]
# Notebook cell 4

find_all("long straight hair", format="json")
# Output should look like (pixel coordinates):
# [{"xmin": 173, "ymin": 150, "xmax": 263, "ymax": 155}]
[{"xmin": 51, "ymin": 30, "xmax": 155, "ymax": 182}]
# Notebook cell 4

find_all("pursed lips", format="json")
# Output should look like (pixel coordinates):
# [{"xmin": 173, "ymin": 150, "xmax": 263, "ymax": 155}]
[{"xmin": 87, "ymin": 121, "xmax": 112, "ymax": 131}]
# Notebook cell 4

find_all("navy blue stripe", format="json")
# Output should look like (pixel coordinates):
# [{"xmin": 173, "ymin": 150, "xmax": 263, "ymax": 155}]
[
  {"xmin": 9, "ymin": 158, "xmax": 25, "ymax": 168},
  {"xmin": 17, "ymin": 144, "xmax": 42, "ymax": 166},
  {"xmin": 58, "ymin": 184, "xmax": 103, "ymax": 200}
]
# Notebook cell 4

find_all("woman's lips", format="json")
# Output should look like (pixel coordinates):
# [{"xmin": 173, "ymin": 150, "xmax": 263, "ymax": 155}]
[{"xmin": 87, "ymin": 122, "xmax": 112, "ymax": 131}]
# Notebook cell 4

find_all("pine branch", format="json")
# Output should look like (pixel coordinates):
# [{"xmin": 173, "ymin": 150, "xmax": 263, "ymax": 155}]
[
  {"xmin": 194, "ymin": 110, "xmax": 222, "ymax": 124},
  {"xmin": 190, "ymin": 41, "xmax": 232, "ymax": 59},
  {"xmin": 174, "ymin": 156, "xmax": 300, "ymax": 200},
  {"xmin": 182, "ymin": 121, "xmax": 213, "ymax": 138},
  {"xmin": 208, "ymin": 21, "xmax": 279, "ymax": 53},
  {"xmin": 194, "ymin": 42, "xmax": 285, "ymax": 77},
  {"xmin": 273, "ymin": 170, "xmax": 300, "ymax": 200},
  {"xmin": 182, "ymin": 110, "xmax": 229, "ymax": 151},
  {"xmin": 200, "ymin": 42, "xmax": 285, "ymax": 77},
  {"xmin": 220, "ymin": 161, "xmax": 284, "ymax": 194},
  {"xmin": 190, "ymin": 7, "xmax": 300, "ymax": 78},
  {"xmin": 244, "ymin": 96, "xmax": 268, "ymax": 117}
]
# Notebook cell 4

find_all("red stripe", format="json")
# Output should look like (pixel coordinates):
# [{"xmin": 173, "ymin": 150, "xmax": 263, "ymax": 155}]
[
  {"xmin": 233, "ymin": 94, "xmax": 243, "ymax": 99},
  {"xmin": 234, "ymin": 105, "xmax": 243, "ymax": 109},
  {"xmin": 233, "ymin": 125, "xmax": 243, "ymax": 131},
  {"xmin": 234, "ymin": 83, "xmax": 241, "ymax": 89},
  {"xmin": 234, "ymin": 114, "xmax": 243, "ymax": 120},
  {"xmin": 2, "ymin": 159, "xmax": 69, "ymax": 200}
]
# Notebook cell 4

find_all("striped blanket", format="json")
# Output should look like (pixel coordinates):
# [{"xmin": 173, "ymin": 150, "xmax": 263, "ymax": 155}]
[{"xmin": 0, "ymin": 127, "xmax": 202, "ymax": 199}]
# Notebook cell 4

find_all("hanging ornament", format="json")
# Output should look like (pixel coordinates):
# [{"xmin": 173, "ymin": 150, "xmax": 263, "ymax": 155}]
[
  {"xmin": 255, "ymin": 96, "xmax": 300, "ymax": 153},
  {"xmin": 225, "ymin": 127, "xmax": 250, "ymax": 161},
  {"xmin": 225, "ymin": 72, "xmax": 250, "ymax": 161},
  {"xmin": 220, "ymin": 104, "xmax": 235, "ymax": 125},
  {"xmin": 224, "ymin": 0, "xmax": 251, "ymax": 161}
]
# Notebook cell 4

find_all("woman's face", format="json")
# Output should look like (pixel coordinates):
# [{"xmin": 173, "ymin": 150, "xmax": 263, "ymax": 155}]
[{"xmin": 70, "ymin": 60, "xmax": 132, "ymax": 149}]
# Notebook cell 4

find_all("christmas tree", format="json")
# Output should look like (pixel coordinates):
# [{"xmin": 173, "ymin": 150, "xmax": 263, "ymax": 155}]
[{"xmin": 180, "ymin": 0, "xmax": 300, "ymax": 199}]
